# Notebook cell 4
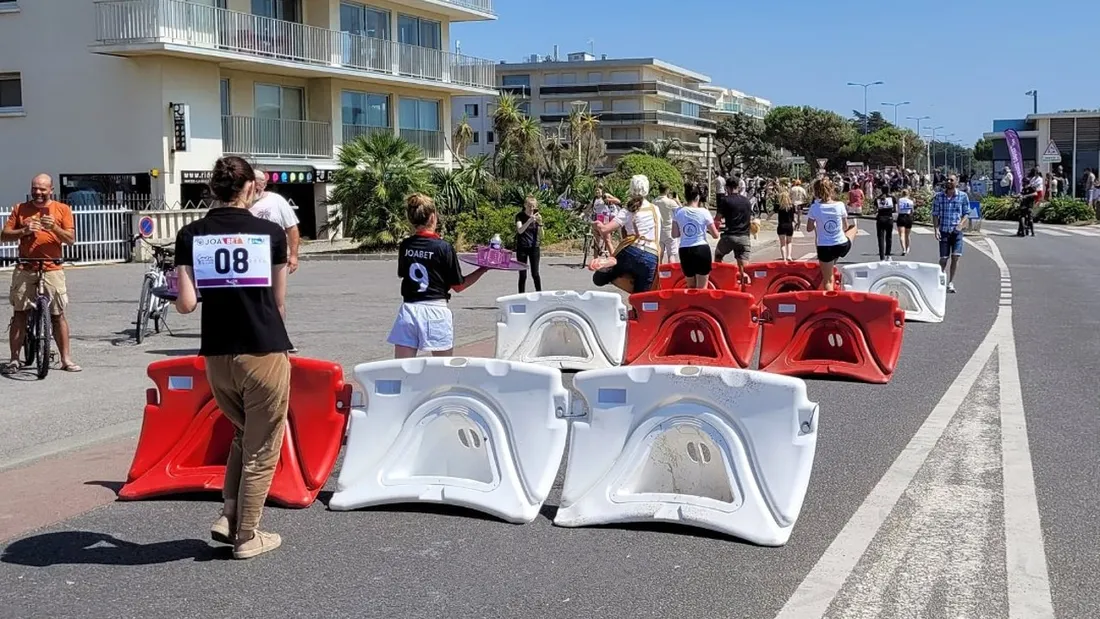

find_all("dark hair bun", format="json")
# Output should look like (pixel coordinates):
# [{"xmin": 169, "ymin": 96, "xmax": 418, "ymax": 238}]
[{"xmin": 209, "ymin": 156, "xmax": 255, "ymax": 203}]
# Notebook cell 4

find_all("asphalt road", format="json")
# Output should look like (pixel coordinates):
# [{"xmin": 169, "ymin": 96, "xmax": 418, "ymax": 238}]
[{"xmin": 0, "ymin": 225, "xmax": 1094, "ymax": 619}]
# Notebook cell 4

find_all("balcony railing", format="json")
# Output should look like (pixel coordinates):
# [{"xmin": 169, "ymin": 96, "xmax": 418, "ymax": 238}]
[
  {"xmin": 439, "ymin": 0, "xmax": 495, "ymax": 14},
  {"xmin": 540, "ymin": 110, "xmax": 716, "ymax": 132},
  {"xmin": 342, "ymin": 123, "xmax": 392, "ymax": 145},
  {"xmin": 538, "ymin": 81, "xmax": 718, "ymax": 107},
  {"xmin": 94, "ymin": 0, "xmax": 496, "ymax": 90},
  {"xmin": 222, "ymin": 115, "xmax": 333, "ymax": 158},
  {"xmin": 399, "ymin": 128, "xmax": 445, "ymax": 160}
]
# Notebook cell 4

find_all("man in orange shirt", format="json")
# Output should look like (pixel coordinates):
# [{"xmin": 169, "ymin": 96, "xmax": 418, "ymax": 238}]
[{"xmin": 1, "ymin": 174, "xmax": 80, "ymax": 373}]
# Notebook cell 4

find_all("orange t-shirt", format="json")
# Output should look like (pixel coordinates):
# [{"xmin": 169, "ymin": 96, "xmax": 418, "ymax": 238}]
[{"xmin": 4, "ymin": 200, "xmax": 75, "ymax": 271}]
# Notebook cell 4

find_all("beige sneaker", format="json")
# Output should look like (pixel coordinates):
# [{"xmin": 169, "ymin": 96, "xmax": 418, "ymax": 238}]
[
  {"xmin": 233, "ymin": 530, "xmax": 282, "ymax": 560},
  {"xmin": 210, "ymin": 514, "xmax": 234, "ymax": 545}
]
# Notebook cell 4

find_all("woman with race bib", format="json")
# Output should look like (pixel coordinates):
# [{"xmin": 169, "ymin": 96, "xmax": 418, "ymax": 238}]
[
  {"xmin": 806, "ymin": 177, "xmax": 859, "ymax": 291},
  {"xmin": 895, "ymin": 189, "xmax": 915, "ymax": 255},
  {"xmin": 590, "ymin": 175, "xmax": 661, "ymax": 293},
  {"xmin": 671, "ymin": 183, "xmax": 719, "ymax": 288},
  {"xmin": 173, "ymin": 156, "xmax": 293, "ymax": 560}
]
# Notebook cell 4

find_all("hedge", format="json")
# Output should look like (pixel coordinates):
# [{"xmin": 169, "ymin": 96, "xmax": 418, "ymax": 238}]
[
  {"xmin": 453, "ymin": 200, "xmax": 586, "ymax": 250},
  {"xmin": 611, "ymin": 153, "xmax": 683, "ymax": 198}
]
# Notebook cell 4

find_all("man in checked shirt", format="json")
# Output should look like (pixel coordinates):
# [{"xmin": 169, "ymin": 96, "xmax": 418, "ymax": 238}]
[{"xmin": 931, "ymin": 174, "xmax": 970, "ymax": 294}]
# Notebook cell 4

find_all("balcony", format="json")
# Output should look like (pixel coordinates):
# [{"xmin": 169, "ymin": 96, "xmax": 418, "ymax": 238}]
[
  {"xmin": 222, "ymin": 115, "xmax": 333, "ymax": 158},
  {"xmin": 403, "ymin": 0, "xmax": 496, "ymax": 21},
  {"xmin": 93, "ymin": 0, "xmax": 496, "ymax": 93},
  {"xmin": 341, "ymin": 123, "xmax": 392, "ymax": 145},
  {"xmin": 539, "ymin": 81, "xmax": 717, "ymax": 107},
  {"xmin": 398, "ymin": 128, "xmax": 446, "ymax": 160},
  {"xmin": 540, "ymin": 110, "xmax": 716, "ymax": 133}
]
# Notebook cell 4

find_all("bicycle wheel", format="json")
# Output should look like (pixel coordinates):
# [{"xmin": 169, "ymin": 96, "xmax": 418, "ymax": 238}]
[
  {"xmin": 34, "ymin": 300, "xmax": 51, "ymax": 380},
  {"xmin": 22, "ymin": 313, "xmax": 37, "ymax": 367},
  {"xmin": 135, "ymin": 275, "xmax": 154, "ymax": 344}
]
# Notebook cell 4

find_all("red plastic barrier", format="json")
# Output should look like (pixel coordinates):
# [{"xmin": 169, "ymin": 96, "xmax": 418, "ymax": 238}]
[
  {"xmin": 757, "ymin": 291, "xmax": 905, "ymax": 384},
  {"xmin": 119, "ymin": 356, "xmax": 351, "ymax": 508},
  {"xmin": 742, "ymin": 261, "xmax": 842, "ymax": 302},
  {"xmin": 625, "ymin": 289, "xmax": 759, "ymax": 368},
  {"xmin": 656, "ymin": 262, "xmax": 743, "ymax": 291}
]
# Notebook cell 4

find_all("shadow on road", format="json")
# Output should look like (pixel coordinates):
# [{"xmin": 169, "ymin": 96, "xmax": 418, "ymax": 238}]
[{"xmin": 1, "ymin": 531, "xmax": 222, "ymax": 566}]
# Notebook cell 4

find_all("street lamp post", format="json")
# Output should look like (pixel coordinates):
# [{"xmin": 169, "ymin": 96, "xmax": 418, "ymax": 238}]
[
  {"xmin": 882, "ymin": 101, "xmax": 911, "ymax": 168},
  {"xmin": 907, "ymin": 115, "xmax": 931, "ymax": 172},
  {"xmin": 847, "ymin": 81, "xmax": 884, "ymax": 134},
  {"xmin": 925, "ymin": 126, "xmax": 944, "ymax": 177},
  {"xmin": 942, "ymin": 133, "xmax": 956, "ymax": 172},
  {"xmin": 1025, "ymin": 90, "xmax": 1038, "ymax": 115}
]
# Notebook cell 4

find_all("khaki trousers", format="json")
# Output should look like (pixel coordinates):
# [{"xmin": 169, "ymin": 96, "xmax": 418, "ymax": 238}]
[{"xmin": 205, "ymin": 353, "xmax": 291, "ymax": 534}]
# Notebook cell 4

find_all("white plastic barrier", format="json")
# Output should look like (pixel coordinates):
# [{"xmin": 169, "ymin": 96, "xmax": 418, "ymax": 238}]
[
  {"xmin": 840, "ymin": 261, "xmax": 947, "ymax": 323},
  {"xmin": 495, "ymin": 290, "xmax": 627, "ymax": 371},
  {"xmin": 555, "ymin": 366, "xmax": 819, "ymax": 546},
  {"xmin": 329, "ymin": 357, "xmax": 570, "ymax": 523}
]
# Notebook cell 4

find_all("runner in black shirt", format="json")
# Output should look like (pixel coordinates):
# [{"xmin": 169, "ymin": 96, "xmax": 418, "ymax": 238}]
[
  {"xmin": 388, "ymin": 193, "xmax": 487, "ymax": 358},
  {"xmin": 514, "ymin": 196, "xmax": 542, "ymax": 293},
  {"xmin": 172, "ymin": 156, "xmax": 291, "ymax": 560},
  {"xmin": 713, "ymin": 176, "xmax": 754, "ymax": 285}
]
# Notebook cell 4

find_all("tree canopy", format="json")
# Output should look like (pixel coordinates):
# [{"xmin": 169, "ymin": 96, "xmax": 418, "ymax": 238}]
[{"xmin": 764, "ymin": 106, "xmax": 855, "ymax": 164}]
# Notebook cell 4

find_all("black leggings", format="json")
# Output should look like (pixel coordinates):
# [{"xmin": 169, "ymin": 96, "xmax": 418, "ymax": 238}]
[
  {"xmin": 876, "ymin": 218, "xmax": 893, "ymax": 260},
  {"xmin": 517, "ymin": 246, "xmax": 542, "ymax": 292}
]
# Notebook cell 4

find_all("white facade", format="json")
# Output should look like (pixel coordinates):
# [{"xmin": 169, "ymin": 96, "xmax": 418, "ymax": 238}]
[
  {"xmin": 701, "ymin": 85, "xmax": 772, "ymax": 119},
  {"xmin": 452, "ymin": 94, "xmax": 497, "ymax": 157},
  {"xmin": 0, "ymin": 0, "xmax": 496, "ymax": 238}
]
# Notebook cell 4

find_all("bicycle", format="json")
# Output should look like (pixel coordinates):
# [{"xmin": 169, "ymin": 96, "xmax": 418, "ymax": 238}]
[
  {"xmin": 130, "ymin": 235, "xmax": 175, "ymax": 344},
  {"xmin": 1, "ymin": 257, "xmax": 72, "ymax": 379}
]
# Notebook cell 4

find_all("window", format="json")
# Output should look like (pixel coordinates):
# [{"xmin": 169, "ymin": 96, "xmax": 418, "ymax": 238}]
[
  {"xmin": 219, "ymin": 79, "xmax": 230, "ymax": 116},
  {"xmin": 255, "ymin": 83, "xmax": 304, "ymax": 120},
  {"xmin": 472, "ymin": 132, "xmax": 479, "ymax": 144},
  {"xmin": 588, "ymin": 100, "xmax": 604, "ymax": 112},
  {"xmin": 519, "ymin": 101, "xmax": 530, "ymax": 116},
  {"xmin": 487, "ymin": 131, "xmax": 494, "ymax": 144},
  {"xmin": 339, "ymin": 2, "xmax": 390, "ymax": 39},
  {"xmin": 399, "ymin": 97, "xmax": 440, "ymax": 131},
  {"xmin": 611, "ymin": 99, "xmax": 640, "ymax": 112},
  {"xmin": 560, "ymin": 73, "xmax": 577, "ymax": 85},
  {"xmin": 0, "ymin": 73, "xmax": 23, "ymax": 112},
  {"xmin": 501, "ymin": 74, "xmax": 530, "ymax": 87},
  {"xmin": 464, "ymin": 103, "xmax": 478, "ymax": 118},
  {"xmin": 397, "ymin": 14, "xmax": 441, "ymax": 50},
  {"xmin": 544, "ymin": 73, "xmax": 560, "ymax": 86},
  {"xmin": 587, "ymin": 72, "xmax": 602, "ymax": 84},
  {"xmin": 251, "ymin": 0, "xmax": 299, "ymax": 22},
  {"xmin": 609, "ymin": 70, "xmax": 640, "ymax": 83},
  {"xmin": 341, "ymin": 90, "xmax": 389, "ymax": 126},
  {"xmin": 544, "ymin": 101, "xmax": 563, "ymax": 114}
]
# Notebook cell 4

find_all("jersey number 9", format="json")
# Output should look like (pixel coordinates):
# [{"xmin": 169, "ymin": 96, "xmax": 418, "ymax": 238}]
[{"xmin": 410, "ymin": 262, "xmax": 429, "ymax": 292}]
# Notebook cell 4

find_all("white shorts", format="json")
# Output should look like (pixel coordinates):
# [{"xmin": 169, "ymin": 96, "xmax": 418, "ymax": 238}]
[
  {"xmin": 387, "ymin": 301, "xmax": 454, "ymax": 352},
  {"xmin": 661, "ymin": 236, "xmax": 679, "ymax": 260}
]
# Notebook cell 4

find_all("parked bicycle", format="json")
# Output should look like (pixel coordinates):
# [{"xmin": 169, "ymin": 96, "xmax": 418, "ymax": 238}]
[
  {"xmin": 1, "ymin": 257, "xmax": 73, "ymax": 379},
  {"xmin": 130, "ymin": 235, "xmax": 175, "ymax": 344}
]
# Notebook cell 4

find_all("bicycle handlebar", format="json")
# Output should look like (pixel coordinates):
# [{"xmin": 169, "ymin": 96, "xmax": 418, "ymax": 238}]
[{"xmin": 130, "ymin": 234, "xmax": 174, "ymax": 256}]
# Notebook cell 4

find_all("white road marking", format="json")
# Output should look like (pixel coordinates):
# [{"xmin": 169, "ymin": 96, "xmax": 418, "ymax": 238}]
[
  {"xmin": 1036, "ymin": 228, "xmax": 1070, "ymax": 237},
  {"xmin": 1059, "ymin": 226, "xmax": 1100, "ymax": 237},
  {"xmin": 911, "ymin": 227, "xmax": 934, "ymax": 235},
  {"xmin": 797, "ymin": 252, "xmax": 816, "ymax": 261},
  {"xmin": 774, "ymin": 235, "xmax": 1053, "ymax": 619}
]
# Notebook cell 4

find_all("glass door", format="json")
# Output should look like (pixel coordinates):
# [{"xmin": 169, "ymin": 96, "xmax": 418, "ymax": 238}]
[{"xmin": 340, "ymin": 3, "xmax": 390, "ymax": 71}]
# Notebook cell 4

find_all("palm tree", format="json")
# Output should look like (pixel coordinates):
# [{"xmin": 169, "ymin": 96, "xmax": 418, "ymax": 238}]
[
  {"xmin": 632, "ymin": 137, "xmax": 685, "ymax": 159},
  {"xmin": 452, "ymin": 115, "xmax": 474, "ymax": 159},
  {"xmin": 325, "ymin": 132, "xmax": 431, "ymax": 248}
]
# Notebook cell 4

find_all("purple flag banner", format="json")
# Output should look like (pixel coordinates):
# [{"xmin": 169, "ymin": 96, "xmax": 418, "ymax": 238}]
[{"xmin": 1005, "ymin": 129, "xmax": 1025, "ymax": 195}]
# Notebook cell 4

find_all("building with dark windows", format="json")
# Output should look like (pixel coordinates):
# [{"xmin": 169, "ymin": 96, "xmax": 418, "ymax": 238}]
[
  {"xmin": 984, "ymin": 111, "xmax": 1100, "ymax": 198},
  {"xmin": 453, "ymin": 51, "xmax": 718, "ymax": 168}
]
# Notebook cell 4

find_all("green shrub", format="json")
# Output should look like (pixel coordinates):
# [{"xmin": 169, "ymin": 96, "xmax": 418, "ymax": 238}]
[
  {"xmin": 980, "ymin": 196, "xmax": 1019, "ymax": 221},
  {"xmin": 614, "ymin": 154, "xmax": 683, "ymax": 198},
  {"xmin": 1036, "ymin": 197, "xmax": 1095, "ymax": 225},
  {"xmin": 453, "ymin": 200, "xmax": 587, "ymax": 251}
]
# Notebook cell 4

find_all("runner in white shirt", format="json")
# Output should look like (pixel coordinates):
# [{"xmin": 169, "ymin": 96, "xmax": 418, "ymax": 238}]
[
  {"xmin": 806, "ymin": 177, "xmax": 859, "ymax": 291},
  {"xmin": 671, "ymin": 183, "xmax": 719, "ymax": 288},
  {"xmin": 250, "ymin": 169, "xmax": 301, "ymax": 274},
  {"xmin": 895, "ymin": 190, "xmax": 915, "ymax": 255}
]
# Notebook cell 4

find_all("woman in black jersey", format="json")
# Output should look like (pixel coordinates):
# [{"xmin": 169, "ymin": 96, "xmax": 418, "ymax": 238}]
[
  {"xmin": 173, "ymin": 156, "xmax": 292, "ymax": 560},
  {"xmin": 514, "ymin": 196, "xmax": 542, "ymax": 293},
  {"xmin": 874, "ymin": 188, "xmax": 896, "ymax": 261},
  {"xmin": 774, "ymin": 189, "xmax": 800, "ymax": 262}
]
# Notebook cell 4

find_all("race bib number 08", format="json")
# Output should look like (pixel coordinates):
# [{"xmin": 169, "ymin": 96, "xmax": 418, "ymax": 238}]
[{"xmin": 192, "ymin": 234, "xmax": 272, "ymax": 288}]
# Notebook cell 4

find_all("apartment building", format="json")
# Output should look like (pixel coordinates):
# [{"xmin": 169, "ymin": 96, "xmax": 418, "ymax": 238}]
[
  {"xmin": 701, "ymin": 85, "xmax": 772, "ymax": 120},
  {"xmin": 0, "ymin": 0, "xmax": 496, "ymax": 239},
  {"xmin": 453, "ymin": 51, "xmax": 717, "ymax": 168}
]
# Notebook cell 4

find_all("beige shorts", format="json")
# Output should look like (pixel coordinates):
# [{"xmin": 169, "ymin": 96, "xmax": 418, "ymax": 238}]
[{"xmin": 10, "ymin": 268, "xmax": 68, "ymax": 315}]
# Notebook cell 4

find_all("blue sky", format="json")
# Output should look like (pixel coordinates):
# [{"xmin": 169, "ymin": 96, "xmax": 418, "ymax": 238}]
[{"xmin": 453, "ymin": 0, "xmax": 1096, "ymax": 147}]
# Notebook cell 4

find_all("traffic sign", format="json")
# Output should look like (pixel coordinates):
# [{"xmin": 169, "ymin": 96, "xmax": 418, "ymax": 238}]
[
  {"xmin": 817, "ymin": 158, "xmax": 828, "ymax": 169},
  {"xmin": 784, "ymin": 156, "xmax": 806, "ymax": 164},
  {"xmin": 138, "ymin": 216, "xmax": 155, "ymax": 238},
  {"xmin": 1040, "ymin": 139, "xmax": 1062, "ymax": 163}
]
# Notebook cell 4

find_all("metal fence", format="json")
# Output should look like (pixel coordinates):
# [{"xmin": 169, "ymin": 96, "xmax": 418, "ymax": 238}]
[{"xmin": 0, "ymin": 195, "xmax": 152, "ymax": 264}]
